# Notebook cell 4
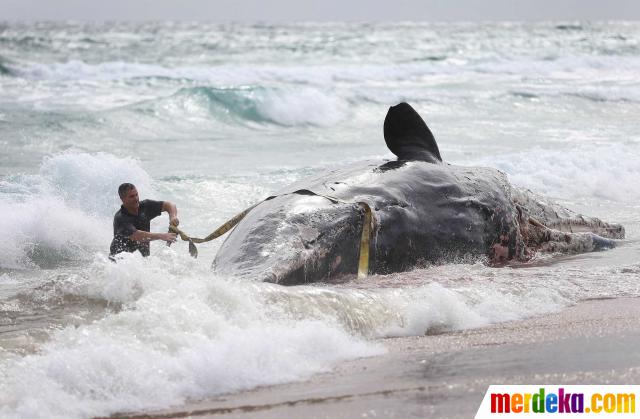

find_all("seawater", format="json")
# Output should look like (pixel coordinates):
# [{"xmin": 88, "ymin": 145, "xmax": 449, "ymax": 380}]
[{"xmin": 1, "ymin": 21, "xmax": 639, "ymax": 418}]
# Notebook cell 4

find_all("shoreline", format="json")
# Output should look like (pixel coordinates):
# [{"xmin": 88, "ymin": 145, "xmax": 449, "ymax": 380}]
[{"xmin": 117, "ymin": 297, "xmax": 640, "ymax": 419}]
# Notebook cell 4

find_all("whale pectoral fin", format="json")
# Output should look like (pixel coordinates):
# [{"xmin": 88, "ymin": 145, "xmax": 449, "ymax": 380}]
[
  {"xmin": 540, "ymin": 231, "xmax": 617, "ymax": 253},
  {"xmin": 525, "ymin": 217, "xmax": 617, "ymax": 254},
  {"xmin": 590, "ymin": 234, "xmax": 617, "ymax": 251}
]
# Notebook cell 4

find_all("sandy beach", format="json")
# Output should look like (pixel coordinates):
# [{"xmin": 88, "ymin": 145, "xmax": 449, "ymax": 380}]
[{"xmin": 116, "ymin": 297, "xmax": 640, "ymax": 419}]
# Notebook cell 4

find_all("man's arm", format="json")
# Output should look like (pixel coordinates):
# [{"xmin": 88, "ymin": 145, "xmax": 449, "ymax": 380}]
[
  {"xmin": 130, "ymin": 230, "xmax": 177, "ymax": 243},
  {"xmin": 162, "ymin": 201, "xmax": 179, "ymax": 227}
]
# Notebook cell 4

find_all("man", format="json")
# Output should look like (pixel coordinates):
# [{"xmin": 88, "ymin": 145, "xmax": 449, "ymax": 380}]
[{"xmin": 109, "ymin": 183, "xmax": 178, "ymax": 258}]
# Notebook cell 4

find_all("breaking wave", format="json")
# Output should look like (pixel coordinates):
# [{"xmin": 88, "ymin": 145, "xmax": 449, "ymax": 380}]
[
  {"xmin": 132, "ymin": 86, "xmax": 350, "ymax": 127},
  {"xmin": 0, "ymin": 55, "xmax": 15, "ymax": 76},
  {"xmin": 0, "ymin": 153, "xmax": 153, "ymax": 269}
]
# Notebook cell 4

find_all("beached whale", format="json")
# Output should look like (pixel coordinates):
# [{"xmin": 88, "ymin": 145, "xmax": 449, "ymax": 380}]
[{"xmin": 212, "ymin": 103, "xmax": 624, "ymax": 285}]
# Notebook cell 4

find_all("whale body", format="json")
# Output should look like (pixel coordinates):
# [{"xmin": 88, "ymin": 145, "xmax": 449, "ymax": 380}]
[{"xmin": 212, "ymin": 103, "xmax": 624, "ymax": 285}]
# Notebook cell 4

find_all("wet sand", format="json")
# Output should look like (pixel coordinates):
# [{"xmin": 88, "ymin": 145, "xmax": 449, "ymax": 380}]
[{"xmin": 117, "ymin": 297, "xmax": 640, "ymax": 419}]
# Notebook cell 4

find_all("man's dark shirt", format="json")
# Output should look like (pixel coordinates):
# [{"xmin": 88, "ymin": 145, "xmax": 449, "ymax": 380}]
[{"xmin": 110, "ymin": 199, "xmax": 163, "ymax": 257}]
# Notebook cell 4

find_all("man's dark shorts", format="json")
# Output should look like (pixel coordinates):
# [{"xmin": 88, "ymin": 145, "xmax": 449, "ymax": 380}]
[{"xmin": 110, "ymin": 199, "xmax": 163, "ymax": 257}]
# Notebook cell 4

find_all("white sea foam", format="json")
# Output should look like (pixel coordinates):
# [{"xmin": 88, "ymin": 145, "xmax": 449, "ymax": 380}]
[
  {"xmin": 472, "ymin": 55, "xmax": 640, "ymax": 79},
  {"xmin": 0, "ymin": 197, "xmax": 108, "ymax": 269},
  {"xmin": 38, "ymin": 152, "xmax": 154, "ymax": 216},
  {"xmin": 13, "ymin": 60, "xmax": 178, "ymax": 82},
  {"xmin": 12, "ymin": 52, "xmax": 640, "ymax": 84},
  {"xmin": 4, "ymin": 252, "xmax": 638, "ymax": 418},
  {"xmin": 151, "ymin": 86, "xmax": 350, "ymax": 127},
  {"xmin": 466, "ymin": 144, "xmax": 640, "ymax": 203},
  {"xmin": 0, "ymin": 153, "xmax": 155, "ymax": 269},
  {"xmin": 252, "ymin": 87, "xmax": 349, "ymax": 126},
  {"xmin": 0, "ymin": 253, "xmax": 384, "ymax": 419},
  {"xmin": 10, "ymin": 59, "xmax": 428, "ymax": 85}
]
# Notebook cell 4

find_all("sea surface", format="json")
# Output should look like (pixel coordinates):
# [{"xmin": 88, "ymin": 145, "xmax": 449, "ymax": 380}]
[{"xmin": 1, "ymin": 21, "xmax": 639, "ymax": 418}]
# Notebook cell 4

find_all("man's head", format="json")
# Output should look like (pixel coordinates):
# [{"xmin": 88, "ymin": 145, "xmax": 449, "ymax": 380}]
[{"xmin": 118, "ymin": 183, "xmax": 139, "ymax": 212}]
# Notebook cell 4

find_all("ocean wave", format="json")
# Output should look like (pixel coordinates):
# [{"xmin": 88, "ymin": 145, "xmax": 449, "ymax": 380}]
[
  {"xmin": 0, "ymin": 56, "xmax": 15, "ymax": 77},
  {"xmin": 466, "ymin": 144, "xmax": 640, "ymax": 204},
  {"xmin": 0, "ymin": 153, "xmax": 154, "ymax": 269},
  {"xmin": 7, "ymin": 60, "xmax": 309, "ymax": 84},
  {"xmin": 6, "ymin": 40, "xmax": 639, "ymax": 102},
  {"xmin": 134, "ymin": 86, "xmax": 350, "ymax": 127},
  {"xmin": 2, "ymin": 247, "xmax": 638, "ymax": 418},
  {"xmin": 0, "ymin": 52, "xmax": 472, "ymax": 87},
  {"xmin": 38, "ymin": 152, "xmax": 154, "ymax": 216},
  {"xmin": 0, "ymin": 34, "xmax": 52, "ymax": 49},
  {"xmin": 6, "ymin": 58, "xmax": 429, "ymax": 85},
  {"xmin": 10, "ymin": 60, "xmax": 176, "ymax": 82},
  {"xmin": 509, "ymin": 91, "xmax": 540, "ymax": 99},
  {"xmin": 0, "ymin": 63, "xmax": 14, "ymax": 76},
  {"xmin": 564, "ymin": 91, "xmax": 636, "ymax": 103},
  {"xmin": 0, "ymin": 197, "xmax": 108, "ymax": 269},
  {"xmin": 472, "ymin": 55, "xmax": 640, "ymax": 77},
  {"xmin": 555, "ymin": 23, "xmax": 584, "ymax": 31},
  {"xmin": 507, "ymin": 88, "xmax": 640, "ymax": 103},
  {"xmin": 0, "ymin": 254, "xmax": 384, "ymax": 418}
]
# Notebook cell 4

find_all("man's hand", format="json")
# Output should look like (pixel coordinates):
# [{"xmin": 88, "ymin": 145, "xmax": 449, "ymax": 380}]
[
  {"xmin": 130, "ymin": 230, "xmax": 178, "ymax": 244},
  {"xmin": 163, "ymin": 201, "xmax": 179, "ymax": 227},
  {"xmin": 160, "ymin": 232, "xmax": 177, "ymax": 244}
]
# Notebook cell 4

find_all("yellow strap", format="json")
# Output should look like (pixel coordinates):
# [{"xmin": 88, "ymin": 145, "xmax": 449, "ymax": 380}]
[
  {"xmin": 357, "ymin": 202, "xmax": 373, "ymax": 279},
  {"xmin": 289, "ymin": 190, "xmax": 374, "ymax": 277},
  {"xmin": 170, "ymin": 204, "xmax": 257, "ymax": 244},
  {"xmin": 171, "ymin": 191, "xmax": 374, "ymax": 278}
]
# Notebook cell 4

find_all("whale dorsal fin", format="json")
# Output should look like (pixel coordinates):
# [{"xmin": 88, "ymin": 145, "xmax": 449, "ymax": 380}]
[{"xmin": 383, "ymin": 102, "xmax": 442, "ymax": 163}]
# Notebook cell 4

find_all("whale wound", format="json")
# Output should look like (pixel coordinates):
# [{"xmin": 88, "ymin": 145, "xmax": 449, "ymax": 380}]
[{"xmin": 383, "ymin": 102, "xmax": 442, "ymax": 163}]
